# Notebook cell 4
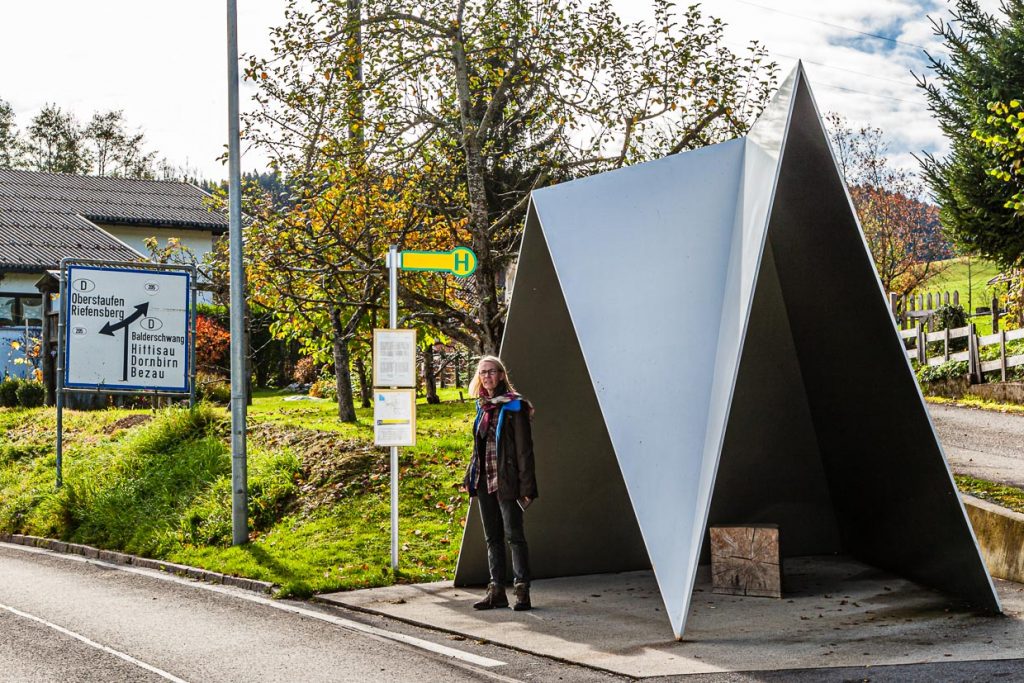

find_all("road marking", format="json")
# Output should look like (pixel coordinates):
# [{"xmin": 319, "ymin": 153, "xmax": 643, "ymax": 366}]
[
  {"xmin": 0, "ymin": 542, "xmax": 506, "ymax": 670},
  {"xmin": 0, "ymin": 601, "xmax": 189, "ymax": 683}
]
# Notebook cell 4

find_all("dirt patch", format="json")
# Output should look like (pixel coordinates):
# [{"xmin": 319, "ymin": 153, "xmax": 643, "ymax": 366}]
[
  {"xmin": 103, "ymin": 414, "xmax": 154, "ymax": 434},
  {"xmin": 249, "ymin": 423, "xmax": 383, "ymax": 514}
]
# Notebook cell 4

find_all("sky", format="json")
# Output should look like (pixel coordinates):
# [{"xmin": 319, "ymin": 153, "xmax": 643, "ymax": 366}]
[{"xmin": 0, "ymin": 0, "xmax": 1006, "ymax": 182}]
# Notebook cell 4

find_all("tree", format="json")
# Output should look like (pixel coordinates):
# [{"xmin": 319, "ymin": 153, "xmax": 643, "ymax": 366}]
[
  {"xmin": 243, "ymin": 164, "xmax": 427, "ymax": 420},
  {"xmin": 972, "ymin": 98, "xmax": 1024, "ymax": 323},
  {"xmin": 917, "ymin": 0, "xmax": 1024, "ymax": 267},
  {"xmin": 0, "ymin": 98, "xmax": 22, "ymax": 168},
  {"xmin": 83, "ymin": 110, "xmax": 156, "ymax": 178},
  {"xmin": 825, "ymin": 113, "xmax": 949, "ymax": 296},
  {"xmin": 244, "ymin": 0, "xmax": 778, "ymax": 355},
  {"xmin": 1, "ymin": 100, "xmax": 160, "ymax": 178},
  {"xmin": 24, "ymin": 104, "xmax": 91, "ymax": 174}
]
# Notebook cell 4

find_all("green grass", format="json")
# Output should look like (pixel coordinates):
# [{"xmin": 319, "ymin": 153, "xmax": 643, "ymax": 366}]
[
  {"xmin": 926, "ymin": 395, "xmax": 1024, "ymax": 414},
  {"xmin": 0, "ymin": 387, "xmax": 477, "ymax": 597},
  {"xmin": 916, "ymin": 257, "xmax": 1005, "ymax": 335},
  {"xmin": 955, "ymin": 475, "xmax": 1024, "ymax": 515}
]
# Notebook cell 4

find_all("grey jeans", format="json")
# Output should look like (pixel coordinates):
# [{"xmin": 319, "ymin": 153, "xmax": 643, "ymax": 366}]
[{"xmin": 476, "ymin": 489, "xmax": 531, "ymax": 586}]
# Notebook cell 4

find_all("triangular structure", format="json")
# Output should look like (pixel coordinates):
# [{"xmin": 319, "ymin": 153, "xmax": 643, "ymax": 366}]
[{"xmin": 454, "ymin": 64, "xmax": 1001, "ymax": 639}]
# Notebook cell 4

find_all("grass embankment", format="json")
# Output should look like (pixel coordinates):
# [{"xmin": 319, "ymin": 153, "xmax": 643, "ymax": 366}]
[
  {"xmin": 917, "ymin": 257, "xmax": 1004, "ymax": 335},
  {"xmin": 0, "ymin": 388, "xmax": 475, "ymax": 597}
]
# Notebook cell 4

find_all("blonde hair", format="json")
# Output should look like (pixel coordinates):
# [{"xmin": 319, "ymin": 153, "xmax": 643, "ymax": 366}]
[{"xmin": 469, "ymin": 355, "xmax": 517, "ymax": 398}]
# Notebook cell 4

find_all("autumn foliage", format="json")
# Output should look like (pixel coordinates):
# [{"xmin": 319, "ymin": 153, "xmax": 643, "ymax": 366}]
[
  {"xmin": 195, "ymin": 315, "xmax": 230, "ymax": 369},
  {"xmin": 826, "ymin": 113, "xmax": 949, "ymax": 296}
]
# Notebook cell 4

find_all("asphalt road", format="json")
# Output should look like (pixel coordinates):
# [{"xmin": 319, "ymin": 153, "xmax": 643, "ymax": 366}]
[
  {"xmin": 4, "ymin": 543, "xmax": 1023, "ymax": 682},
  {"xmin": 929, "ymin": 402, "xmax": 1024, "ymax": 489},
  {"xmin": 0, "ymin": 543, "xmax": 613, "ymax": 683}
]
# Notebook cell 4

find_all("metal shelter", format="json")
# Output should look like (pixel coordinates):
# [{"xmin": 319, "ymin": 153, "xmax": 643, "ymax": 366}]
[{"xmin": 454, "ymin": 65, "xmax": 1001, "ymax": 639}]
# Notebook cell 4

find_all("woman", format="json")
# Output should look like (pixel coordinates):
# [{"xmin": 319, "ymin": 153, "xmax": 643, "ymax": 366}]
[{"xmin": 464, "ymin": 355, "xmax": 538, "ymax": 611}]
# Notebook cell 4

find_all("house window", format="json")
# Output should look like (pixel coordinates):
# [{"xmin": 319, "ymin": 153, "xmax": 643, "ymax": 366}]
[{"xmin": 0, "ymin": 294, "xmax": 43, "ymax": 327}]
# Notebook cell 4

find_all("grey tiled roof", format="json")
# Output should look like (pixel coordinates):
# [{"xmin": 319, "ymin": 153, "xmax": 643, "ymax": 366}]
[
  {"xmin": 0, "ymin": 211, "xmax": 141, "ymax": 271},
  {"xmin": 0, "ymin": 168, "xmax": 227, "ymax": 271}
]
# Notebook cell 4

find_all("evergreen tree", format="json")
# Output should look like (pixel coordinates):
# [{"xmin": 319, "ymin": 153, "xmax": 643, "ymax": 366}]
[{"xmin": 918, "ymin": 0, "xmax": 1024, "ymax": 267}]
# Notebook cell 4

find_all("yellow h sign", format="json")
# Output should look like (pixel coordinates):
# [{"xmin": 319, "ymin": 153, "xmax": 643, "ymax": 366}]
[{"xmin": 399, "ymin": 247, "xmax": 477, "ymax": 278}]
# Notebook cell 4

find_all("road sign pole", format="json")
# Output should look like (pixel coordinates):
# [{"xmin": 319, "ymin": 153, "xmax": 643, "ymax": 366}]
[
  {"xmin": 227, "ymin": 0, "xmax": 248, "ymax": 546},
  {"xmin": 189, "ymin": 270, "xmax": 197, "ymax": 409},
  {"xmin": 55, "ymin": 260, "xmax": 67, "ymax": 489},
  {"xmin": 388, "ymin": 245, "xmax": 399, "ymax": 570}
]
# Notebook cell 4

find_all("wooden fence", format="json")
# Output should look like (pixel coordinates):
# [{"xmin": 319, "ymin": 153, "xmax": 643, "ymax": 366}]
[
  {"xmin": 900, "ymin": 323, "xmax": 1024, "ymax": 382},
  {"xmin": 889, "ymin": 290, "xmax": 1005, "ymax": 332}
]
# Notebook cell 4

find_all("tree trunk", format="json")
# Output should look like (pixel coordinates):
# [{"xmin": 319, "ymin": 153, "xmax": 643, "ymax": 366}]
[
  {"xmin": 355, "ymin": 354, "xmax": 371, "ymax": 408},
  {"xmin": 329, "ymin": 306, "xmax": 357, "ymax": 421},
  {"xmin": 423, "ymin": 345, "xmax": 440, "ymax": 404},
  {"xmin": 451, "ymin": 32, "xmax": 503, "ymax": 355}
]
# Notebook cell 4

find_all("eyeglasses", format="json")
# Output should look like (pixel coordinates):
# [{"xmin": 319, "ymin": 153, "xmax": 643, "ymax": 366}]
[{"xmin": 478, "ymin": 369, "xmax": 502, "ymax": 377}]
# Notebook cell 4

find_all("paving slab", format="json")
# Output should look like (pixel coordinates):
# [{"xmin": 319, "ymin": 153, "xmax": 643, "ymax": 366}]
[{"xmin": 318, "ymin": 556, "xmax": 1024, "ymax": 677}]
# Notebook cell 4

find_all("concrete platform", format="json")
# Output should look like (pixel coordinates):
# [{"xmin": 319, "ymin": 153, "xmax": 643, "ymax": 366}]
[{"xmin": 317, "ymin": 556, "xmax": 1024, "ymax": 677}]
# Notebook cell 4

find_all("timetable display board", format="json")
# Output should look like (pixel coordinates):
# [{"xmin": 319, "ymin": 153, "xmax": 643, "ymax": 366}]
[
  {"xmin": 374, "ymin": 389, "xmax": 416, "ymax": 447},
  {"xmin": 373, "ymin": 328, "xmax": 417, "ymax": 388}
]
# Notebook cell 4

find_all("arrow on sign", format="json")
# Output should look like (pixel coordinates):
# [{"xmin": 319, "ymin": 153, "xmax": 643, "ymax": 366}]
[
  {"xmin": 99, "ymin": 302, "xmax": 150, "ymax": 336},
  {"xmin": 99, "ymin": 302, "xmax": 150, "ymax": 381}
]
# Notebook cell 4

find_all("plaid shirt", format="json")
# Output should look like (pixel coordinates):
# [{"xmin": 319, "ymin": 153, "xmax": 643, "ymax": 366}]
[{"xmin": 478, "ymin": 418, "xmax": 499, "ymax": 494}]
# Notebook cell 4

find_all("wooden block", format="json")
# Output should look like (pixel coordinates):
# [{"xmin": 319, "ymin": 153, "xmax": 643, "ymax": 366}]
[{"xmin": 710, "ymin": 524, "xmax": 781, "ymax": 598}]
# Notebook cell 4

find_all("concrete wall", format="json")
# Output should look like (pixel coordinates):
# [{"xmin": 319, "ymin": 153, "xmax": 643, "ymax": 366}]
[
  {"xmin": 964, "ymin": 494, "xmax": 1024, "ymax": 584},
  {"xmin": 968, "ymin": 382, "xmax": 1024, "ymax": 405}
]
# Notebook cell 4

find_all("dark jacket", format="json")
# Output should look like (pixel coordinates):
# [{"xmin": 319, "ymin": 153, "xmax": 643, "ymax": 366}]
[{"xmin": 464, "ymin": 398, "xmax": 538, "ymax": 501}]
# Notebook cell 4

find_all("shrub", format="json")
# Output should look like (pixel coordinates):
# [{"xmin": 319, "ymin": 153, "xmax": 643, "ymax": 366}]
[
  {"xmin": 0, "ymin": 378, "xmax": 19, "ymax": 407},
  {"xmin": 931, "ymin": 304, "xmax": 971, "ymax": 352},
  {"xmin": 292, "ymin": 356, "xmax": 319, "ymax": 385},
  {"xmin": 933, "ymin": 303, "xmax": 969, "ymax": 330},
  {"xmin": 916, "ymin": 360, "xmax": 969, "ymax": 384},
  {"xmin": 15, "ymin": 381, "xmax": 45, "ymax": 408},
  {"xmin": 196, "ymin": 372, "xmax": 231, "ymax": 405},
  {"xmin": 195, "ymin": 315, "xmax": 231, "ymax": 370},
  {"xmin": 309, "ymin": 374, "xmax": 337, "ymax": 401}
]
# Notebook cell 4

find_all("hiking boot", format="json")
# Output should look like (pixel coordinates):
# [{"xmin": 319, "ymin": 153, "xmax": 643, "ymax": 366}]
[
  {"xmin": 512, "ymin": 581, "xmax": 531, "ymax": 611},
  {"xmin": 473, "ymin": 583, "xmax": 508, "ymax": 610}
]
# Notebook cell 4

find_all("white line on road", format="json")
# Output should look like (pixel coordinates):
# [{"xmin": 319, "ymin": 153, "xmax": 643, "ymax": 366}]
[
  {"xmin": 0, "ymin": 601, "xmax": 189, "ymax": 683},
  {"xmin": 0, "ymin": 542, "xmax": 507, "ymax": 670}
]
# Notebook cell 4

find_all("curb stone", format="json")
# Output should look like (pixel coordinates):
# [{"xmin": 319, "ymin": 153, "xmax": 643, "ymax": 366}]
[{"xmin": 0, "ymin": 533, "xmax": 277, "ymax": 595}]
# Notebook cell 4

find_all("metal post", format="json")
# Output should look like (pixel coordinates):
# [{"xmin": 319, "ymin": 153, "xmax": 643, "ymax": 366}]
[
  {"xmin": 227, "ymin": 0, "xmax": 248, "ymax": 546},
  {"xmin": 55, "ymin": 262, "xmax": 67, "ymax": 489},
  {"xmin": 389, "ymin": 245, "xmax": 399, "ymax": 570},
  {"xmin": 189, "ymin": 269, "xmax": 197, "ymax": 409},
  {"xmin": 968, "ymin": 323, "xmax": 978, "ymax": 384}
]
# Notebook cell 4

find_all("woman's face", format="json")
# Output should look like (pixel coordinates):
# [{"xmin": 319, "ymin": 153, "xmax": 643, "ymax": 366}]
[{"xmin": 478, "ymin": 361, "xmax": 504, "ymax": 396}]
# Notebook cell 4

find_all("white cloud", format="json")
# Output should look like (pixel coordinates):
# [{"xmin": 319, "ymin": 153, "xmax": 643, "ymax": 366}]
[{"xmin": 0, "ymin": 1, "xmax": 999, "ymax": 182}]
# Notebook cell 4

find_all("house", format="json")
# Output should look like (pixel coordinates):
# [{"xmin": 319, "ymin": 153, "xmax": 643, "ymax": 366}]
[{"xmin": 0, "ymin": 169, "xmax": 227, "ymax": 381}]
